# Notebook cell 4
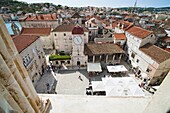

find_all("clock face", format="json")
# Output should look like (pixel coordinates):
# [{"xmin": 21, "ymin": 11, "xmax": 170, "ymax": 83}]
[{"xmin": 73, "ymin": 36, "xmax": 83, "ymax": 45}]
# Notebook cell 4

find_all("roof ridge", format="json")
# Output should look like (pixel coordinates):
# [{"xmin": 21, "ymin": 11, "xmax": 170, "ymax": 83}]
[{"xmin": 153, "ymin": 44, "xmax": 170, "ymax": 54}]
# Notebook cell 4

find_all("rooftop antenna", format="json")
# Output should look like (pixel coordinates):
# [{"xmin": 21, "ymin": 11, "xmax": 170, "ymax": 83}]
[{"xmin": 131, "ymin": 0, "xmax": 137, "ymax": 14}]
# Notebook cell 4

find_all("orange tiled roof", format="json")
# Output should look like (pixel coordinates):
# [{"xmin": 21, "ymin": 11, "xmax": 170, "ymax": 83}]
[
  {"xmin": 164, "ymin": 48, "xmax": 170, "ymax": 53},
  {"xmin": 72, "ymin": 26, "xmax": 84, "ymax": 34},
  {"xmin": 112, "ymin": 21, "xmax": 119, "ymax": 28},
  {"xmin": 114, "ymin": 33, "xmax": 126, "ymax": 40},
  {"xmin": 13, "ymin": 35, "xmax": 39, "ymax": 53},
  {"xmin": 140, "ymin": 43, "xmax": 170, "ymax": 63},
  {"xmin": 84, "ymin": 43, "xmax": 124, "ymax": 55},
  {"xmin": 127, "ymin": 26, "xmax": 152, "ymax": 39},
  {"xmin": 52, "ymin": 24, "xmax": 88, "ymax": 32},
  {"xmin": 21, "ymin": 28, "xmax": 51, "ymax": 36},
  {"xmin": 163, "ymin": 37, "xmax": 170, "ymax": 42},
  {"xmin": 25, "ymin": 14, "xmax": 58, "ymax": 21}
]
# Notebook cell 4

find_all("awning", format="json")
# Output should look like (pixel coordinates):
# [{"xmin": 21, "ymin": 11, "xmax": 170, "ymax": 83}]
[
  {"xmin": 102, "ymin": 77, "xmax": 145, "ymax": 96},
  {"xmin": 107, "ymin": 65, "xmax": 128, "ymax": 73},
  {"xmin": 91, "ymin": 81, "xmax": 105, "ymax": 92},
  {"xmin": 87, "ymin": 63, "xmax": 102, "ymax": 72}
]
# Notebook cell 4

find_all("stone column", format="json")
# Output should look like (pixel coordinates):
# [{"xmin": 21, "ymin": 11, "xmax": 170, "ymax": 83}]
[
  {"xmin": 93, "ymin": 55, "xmax": 95, "ymax": 63},
  {"xmin": 0, "ymin": 55, "xmax": 35, "ymax": 113},
  {"xmin": 112, "ymin": 54, "xmax": 115, "ymax": 62},
  {"xmin": 0, "ymin": 83, "xmax": 23, "ymax": 113},
  {"xmin": 100, "ymin": 55, "xmax": 102, "ymax": 61},
  {"xmin": 0, "ymin": 19, "xmax": 41, "ymax": 112},
  {"xmin": 106, "ymin": 55, "xmax": 108, "ymax": 63},
  {"xmin": 119, "ymin": 54, "xmax": 122, "ymax": 62}
]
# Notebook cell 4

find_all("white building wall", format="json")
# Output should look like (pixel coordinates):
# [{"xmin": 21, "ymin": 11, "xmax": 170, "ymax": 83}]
[
  {"xmin": 40, "ymin": 34, "xmax": 54, "ymax": 49},
  {"xmin": 53, "ymin": 32, "xmax": 72, "ymax": 53},
  {"xmin": 114, "ymin": 27, "xmax": 124, "ymax": 33},
  {"xmin": 19, "ymin": 38, "xmax": 46, "ymax": 86},
  {"xmin": 114, "ymin": 39, "xmax": 126, "ymax": 45},
  {"xmin": 53, "ymin": 31, "xmax": 89, "ymax": 53},
  {"xmin": 126, "ymin": 31, "xmax": 159, "ymax": 78},
  {"xmin": 140, "ymin": 34, "xmax": 157, "ymax": 47}
]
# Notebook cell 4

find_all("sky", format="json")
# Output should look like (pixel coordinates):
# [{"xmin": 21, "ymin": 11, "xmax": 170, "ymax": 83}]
[{"xmin": 18, "ymin": 0, "xmax": 170, "ymax": 8}]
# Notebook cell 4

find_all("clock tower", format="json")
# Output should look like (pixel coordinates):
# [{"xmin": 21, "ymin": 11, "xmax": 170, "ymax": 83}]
[{"xmin": 72, "ymin": 25, "xmax": 87, "ymax": 66}]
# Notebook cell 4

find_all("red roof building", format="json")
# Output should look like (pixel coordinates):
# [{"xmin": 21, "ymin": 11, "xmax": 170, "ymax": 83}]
[
  {"xmin": 127, "ymin": 26, "xmax": 152, "ymax": 39},
  {"xmin": 13, "ymin": 35, "xmax": 39, "ymax": 53},
  {"xmin": 20, "ymin": 14, "xmax": 58, "ymax": 21},
  {"xmin": 140, "ymin": 43, "xmax": 170, "ymax": 63},
  {"xmin": 114, "ymin": 33, "xmax": 126, "ymax": 40},
  {"xmin": 72, "ymin": 26, "xmax": 84, "ymax": 34},
  {"xmin": 21, "ymin": 28, "xmax": 51, "ymax": 36}
]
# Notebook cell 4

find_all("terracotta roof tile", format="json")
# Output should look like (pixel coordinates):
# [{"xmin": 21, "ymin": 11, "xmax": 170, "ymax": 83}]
[
  {"xmin": 163, "ymin": 37, "xmax": 170, "ymax": 42},
  {"xmin": 127, "ymin": 26, "xmax": 152, "ymax": 39},
  {"xmin": 84, "ymin": 43, "xmax": 124, "ymax": 55},
  {"xmin": 114, "ymin": 33, "xmax": 126, "ymax": 40},
  {"xmin": 164, "ymin": 48, "xmax": 170, "ymax": 53},
  {"xmin": 21, "ymin": 28, "xmax": 51, "ymax": 36},
  {"xmin": 71, "ymin": 12, "xmax": 81, "ymax": 18},
  {"xmin": 112, "ymin": 21, "xmax": 119, "ymax": 28},
  {"xmin": 52, "ymin": 24, "xmax": 88, "ymax": 32},
  {"xmin": 72, "ymin": 26, "xmax": 84, "ymax": 34},
  {"xmin": 140, "ymin": 43, "xmax": 170, "ymax": 63},
  {"xmin": 13, "ymin": 35, "xmax": 39, "ymax": 53},
  {"xmin": 25, "ymin": 14, "xmax": 58, "ymax": 21}
]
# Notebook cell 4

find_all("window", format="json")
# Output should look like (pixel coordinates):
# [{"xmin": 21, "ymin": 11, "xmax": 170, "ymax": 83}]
[
  {"xmin": 61, "ymin": 61, "xmax": 65, "ymax": 64},
  {"xmin": 56, "ymin": 61, "xmax": 58, "ymax": 64},
  {"xmin": 137, "ymin": 70, "xmax": 141, "ymax": 75},
  {"xmin": 146, "ymin": 67, "xmax": 152, "ymax": 72},
  {"xmin": 67, "ymin": 61, "xmax": 70, "ymax": 64},
  {"xmin": 64, "ymin": 33, "xmax": 66, "ymax": 36},
  {"xmin": 136, "ymin": 59, "xmax": 139, "ymax": 63},
  {"xmin": 131, "ymin": 53, "xmax": 135, "ymax": 59}
]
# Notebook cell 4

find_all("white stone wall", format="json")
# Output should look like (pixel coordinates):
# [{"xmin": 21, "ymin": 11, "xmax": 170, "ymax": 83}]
[
  {"xmin": 53, "ymin": 32, "xmax": 73, "ymax": 53},
  {"xmin": 72, "ymin": 34, "xmax": 87, "ymax": 66},
  {"xmin": 114, "ymin": 27, "xmax": 124, "ymax": 33},
  {"xmin": 53, "ymin": 31, "xmax": 89, "ymax": 53},
  {"xmin": 125, "ymin": 32, "xmax": 157, "ymax": 49},
  {"xmin": 19, "ymin": 38, "xmax": 46, "ymax": 86},
  {"xmin": 20, "ymin": 20, "xmax": 59, "ymax": 29},
  {"xmin": 85, "ymin": 18, "xmax": 98, "ymax": 38},
  {"xmin": 40, "ymin": 34, "xmax": 54, "ymax": 49},
  {"xmin": 126, "ymin": 30, "xmax": 170, "ymax": 83},
  {"xmin": 114, "ymin": 39, "xmax": 126, "ymax": 45},
  {"xmin": 126, "ymin": 31, "xmax": 159, "ymax": 79},
  {"xmin": 140, "ymin": 34, "xmax": 157, "ymax": 47}
]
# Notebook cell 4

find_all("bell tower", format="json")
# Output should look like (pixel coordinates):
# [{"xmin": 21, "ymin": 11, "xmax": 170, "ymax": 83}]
[{"xmin": 72, "ymin": 25, "xmax": 86, "ymax": 66}]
